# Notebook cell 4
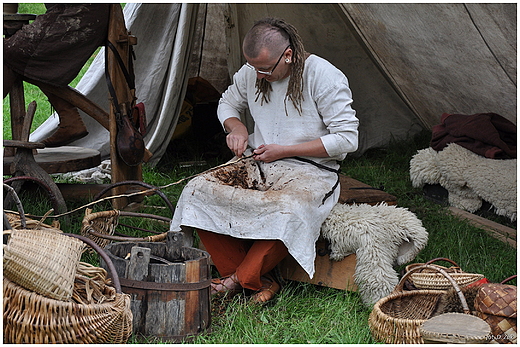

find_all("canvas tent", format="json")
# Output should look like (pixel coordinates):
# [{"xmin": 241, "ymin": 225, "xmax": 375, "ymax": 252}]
[{"xmin": 31, "ymin": 3, "xmax": 517, "ymax": 166}]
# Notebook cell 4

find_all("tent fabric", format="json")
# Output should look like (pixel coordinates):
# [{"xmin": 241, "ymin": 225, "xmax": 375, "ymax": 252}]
[
  {"xmin": 31, "ymin": 3, "xmax": 516, "ymax": 166},
  {"xmin": 339, "ymin": 3, "xmax": 517, "ymax": 130}
]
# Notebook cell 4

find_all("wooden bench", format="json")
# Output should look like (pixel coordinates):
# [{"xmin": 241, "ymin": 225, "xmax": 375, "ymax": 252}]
[{"xmin": 278, "ymin": 174, "xmax": 397, "ymax": 291}]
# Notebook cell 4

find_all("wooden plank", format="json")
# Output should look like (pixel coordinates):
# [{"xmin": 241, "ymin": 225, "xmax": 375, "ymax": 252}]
[
  {"xmin": 338, "ymin": 174, "xmax": 397, "ymax": 205},
  {"xmin": 9, "ymin": 79, "xmax": 25, "ymax": 144},
  {"xmin": 279, "ymin": 239, "xmax": 358, "ymax": 291},
  {"xmin": 449, "ymin": 207, "xmax": 516, "ymax": 248},
  {"xmin": 4, "ymin": 146, "xmax": 101, "ymax": 175},
  {"xmin": 127, "ymin": 246, "xmax": 151, "ymax": 281},
  {"xmin": 185, "ymin": 259, "xmax": 200, "ymax": 336}
]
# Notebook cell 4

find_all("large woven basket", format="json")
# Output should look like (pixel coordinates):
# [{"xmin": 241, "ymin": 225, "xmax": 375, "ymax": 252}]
[
  {"xmin": 3, "ymin": 228, "xmax": 84, "ymax": 301},
  {"xmin": 406, "ymin": 257, "xmax": 484, "ymax": 290},
  {"xmin": 81, "ymin": 208, "xmax": 169, "ymax": 250},
  {"xmin": 368, "ymin": 264, "xmax": 483, "ymax": 344},
  {"xmin": 3, "ymin": 234, "xmax": 133, "ymax": 344}
]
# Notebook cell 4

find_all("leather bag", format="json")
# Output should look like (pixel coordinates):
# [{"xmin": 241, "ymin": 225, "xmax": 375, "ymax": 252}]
[
  {"xmin": 115, "ymin": 107, "xmax": 145, "ymax": 167},
  {"xmin": 105, "ymin": 39, "xmax": 145, "ymax": 167}
]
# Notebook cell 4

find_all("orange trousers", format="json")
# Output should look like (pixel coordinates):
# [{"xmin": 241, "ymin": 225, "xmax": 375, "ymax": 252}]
[{"xmin": 197, "ymin": 229, "xmax": 289, "ymax": 291}]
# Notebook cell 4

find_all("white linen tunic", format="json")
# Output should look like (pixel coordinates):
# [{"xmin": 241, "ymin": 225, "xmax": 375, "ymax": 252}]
[{"xmin": 170, "ymin": 55, "xmax": 359, "ymax": 277}]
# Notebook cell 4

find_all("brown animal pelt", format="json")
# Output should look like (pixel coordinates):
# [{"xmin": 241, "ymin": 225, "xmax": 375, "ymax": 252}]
[{"xmin": 432, "ymin": 285, "xmax": 482, "ymax": 316}]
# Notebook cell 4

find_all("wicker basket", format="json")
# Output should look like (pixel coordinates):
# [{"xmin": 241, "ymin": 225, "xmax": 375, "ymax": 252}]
[
  {"xmin": 3, "ymin": 228, "xmax": 84, "ymax": 301},
  {"xmin": 369, "ymin": 264, "xmax": 483, "ymax": 344},
  {"xmin": 81, "ymin": 208, "xmax": 169, "ymax": 250},
  {"xmin": 406, "ymin": 257, "xmax": 484, "ymax": 290},
  {"xmin": 474, "ymin": 276, "xmax": 517, "ymax": 344},
  {"xmin": 3, "ymin": 234, "xmax": 133, "ymax": 344},
  {"xmin": 4, "ymin": 210, "xmax": 62, "ymax": 232}
]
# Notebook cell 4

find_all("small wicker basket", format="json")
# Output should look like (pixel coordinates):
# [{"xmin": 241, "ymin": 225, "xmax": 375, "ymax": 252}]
[
  {"xmin": 3, "ymin": 228, "xmax": 84, "ymax": 301},
  {"xmin": 81, "ymin": 208, "xmax": 169, "ymax": 250},
  {"xmin": 369, "ymin": 264, "xmax": 488, "ymax": 344},
  {"xmin": 406, "ymin": 257, "xmax": 484, "ymax": 290}
]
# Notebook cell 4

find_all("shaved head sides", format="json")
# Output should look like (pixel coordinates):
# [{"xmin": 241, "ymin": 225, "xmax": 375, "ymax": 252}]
[
  {"xmin": 243, "ymin": 17, "xmax": 306, "ymax": 115},
  {"xmin": 243, "ymin": 19, "xmax": 291, "ymax": 60}
]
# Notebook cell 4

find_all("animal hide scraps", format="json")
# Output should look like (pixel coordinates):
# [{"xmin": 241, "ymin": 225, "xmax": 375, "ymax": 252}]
[
  {"xmin": 431, "ymin": 284, "xmax": 481, "ymax": 317},
  {"xmin": 321, "ymin": 203, "xmax": 428, "ymax": 306},
  {"xmin": 431, "ymin": 112, "xmax": 517, "ymax": 159}
]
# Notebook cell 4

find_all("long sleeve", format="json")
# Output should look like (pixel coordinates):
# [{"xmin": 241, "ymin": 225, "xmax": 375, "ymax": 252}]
[
  {"xmin": 217, "ymin": 67, "xmax": 250, "ymax": 127},
  {"xmin": 307, "ymin": 57, "xmax": 359, "ymax": 160}
]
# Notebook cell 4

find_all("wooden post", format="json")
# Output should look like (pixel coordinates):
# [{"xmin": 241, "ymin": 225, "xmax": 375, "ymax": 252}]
[
  {"xmin": 106, "ymin": 4, "xmax": 143, "ymax": 209},
  {"xmin": 6, "ymin": 78, "xmax": 25, "ymax": 157}
]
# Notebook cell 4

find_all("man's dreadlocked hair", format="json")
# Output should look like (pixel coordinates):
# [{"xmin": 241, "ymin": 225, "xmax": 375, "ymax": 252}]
[{"xmin": 243, "ymin": 17, "xmax": 306, "ymax": 115}]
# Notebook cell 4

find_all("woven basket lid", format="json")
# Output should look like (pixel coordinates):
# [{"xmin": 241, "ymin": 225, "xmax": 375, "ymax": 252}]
[{"xmin": 420, "ymin": 312, "xmax": 491, "ymax": 344}]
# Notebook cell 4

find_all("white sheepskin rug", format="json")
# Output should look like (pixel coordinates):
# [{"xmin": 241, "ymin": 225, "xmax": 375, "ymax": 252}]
[
  {"xmin": 410, "ymin": 143, "xmax": 517, "ymax": 221},
  {"xmin": 321, "ymin": 203, "xmax": 428, "ymax": 306}
]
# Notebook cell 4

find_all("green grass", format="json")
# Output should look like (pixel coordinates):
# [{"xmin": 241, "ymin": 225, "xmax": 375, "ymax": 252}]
[
  {"xmin": 192, "ymin": 284, "xmax": 374, "ymax": 344},
  {"xmin": 4, "ymin": 4, "xmax": 516, "ymax": 343}
]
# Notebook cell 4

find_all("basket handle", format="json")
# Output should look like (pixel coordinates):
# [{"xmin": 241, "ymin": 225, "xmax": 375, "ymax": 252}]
[
  {"xmin": 501, "ymin": 275, "xmax": 517, "ymax": 284},
  {"xmin": 424, "ymin": 257, "xmax": 460, "ymax": 268},
  {"xmin": 65, "ymin": 233, "xmax": 122, "ymax": 294},
  {"xmin": 87, "ymin": 228, "xmax": 168, "ymax": 242},
  {"xmin": 396, "ymin": 264, "xmax": 470, "ymax": 314},
  {"xmin": 82, "ymin": 209, "xmax": 169, "ymax": 242},
  {"xmin": 3, "ymin": 183, "xmax": 27, "ymax": 229}
]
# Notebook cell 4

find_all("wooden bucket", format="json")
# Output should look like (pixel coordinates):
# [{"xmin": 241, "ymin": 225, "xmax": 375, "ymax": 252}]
[{"xmin": 101, "ymin": 231, "xmax": 211, "ymax": 342}]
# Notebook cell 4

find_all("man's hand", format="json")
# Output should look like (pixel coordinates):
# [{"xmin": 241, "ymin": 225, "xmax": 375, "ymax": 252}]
[
  {"xmin": 252, "ymin": 144, "xmax": 286, "ymax": 163},
  {"xmin": 223, "ymin": 117, "xmax": 249, "ymax": 157},
  {"xmin": 253, "ymin": 139, "xmax": 330, "ymax": 163}
]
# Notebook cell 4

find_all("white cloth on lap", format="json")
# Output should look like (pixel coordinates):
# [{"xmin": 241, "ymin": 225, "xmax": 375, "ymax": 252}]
[{"xmin": 170, "ymin": 155, "xmax": 340, "ymax": 278}]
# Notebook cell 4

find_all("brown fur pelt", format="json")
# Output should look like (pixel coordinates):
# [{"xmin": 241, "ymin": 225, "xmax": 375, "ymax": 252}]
[{"xmin": 432, "ymin": 285, "xmax": 482, "ymax": 316}]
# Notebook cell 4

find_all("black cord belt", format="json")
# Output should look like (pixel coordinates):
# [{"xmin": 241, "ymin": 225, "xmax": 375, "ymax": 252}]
[{"xmin": 291, "ymin": 156, "xmax": 341, "ymax": 205}]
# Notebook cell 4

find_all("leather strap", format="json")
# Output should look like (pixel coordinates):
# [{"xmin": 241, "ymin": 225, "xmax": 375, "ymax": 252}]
[{"xmin": 104, "ymin": 39, "xmax": 136, "ymax": 119}]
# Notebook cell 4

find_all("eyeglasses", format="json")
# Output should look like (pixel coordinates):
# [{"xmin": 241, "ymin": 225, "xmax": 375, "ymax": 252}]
[{"xmin": 245, "ymin": 45, "xmax": 291, "ymax": 76}]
